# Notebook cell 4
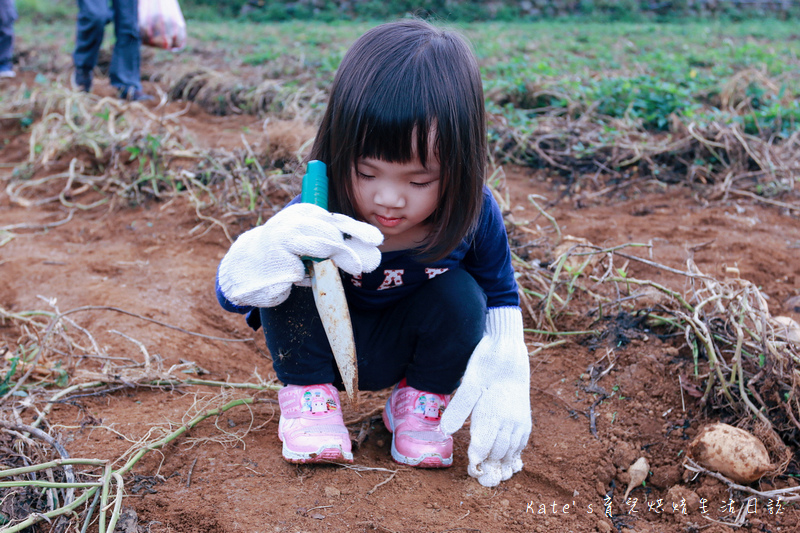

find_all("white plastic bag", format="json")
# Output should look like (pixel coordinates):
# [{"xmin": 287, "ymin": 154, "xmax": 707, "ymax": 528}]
[{"xmin": 138, "ymin": 0, "xmax": 187, "ymax": 51}]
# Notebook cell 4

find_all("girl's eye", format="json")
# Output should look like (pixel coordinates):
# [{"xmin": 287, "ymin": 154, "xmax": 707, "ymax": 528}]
[
  {"xmin": 356, "ymin": 171, "xmax": 374, "ymax": 180},
  {"xmin": 411, "ymin": 181, "xmax": 436, "ymax": 188}
]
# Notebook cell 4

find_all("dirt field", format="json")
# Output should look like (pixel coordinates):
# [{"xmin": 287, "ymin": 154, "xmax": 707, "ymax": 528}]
[{"xmin": 1, "ymin": 66, "xmax": 799, "ymax": 533}]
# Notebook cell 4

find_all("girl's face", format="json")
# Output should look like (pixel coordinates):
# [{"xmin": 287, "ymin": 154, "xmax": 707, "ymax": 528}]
[{"xmin": 352, "ymin": 152, "xmax": 441, "ymax": 252}]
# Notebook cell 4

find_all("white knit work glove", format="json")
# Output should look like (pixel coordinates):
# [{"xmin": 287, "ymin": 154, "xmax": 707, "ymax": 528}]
[
  {"xmin": 440, "ymin": 306, "xmax": 531, "ymax": 487},
  {"xmin": 217, "ymin": 203, "xmax": 383, "ymax": 308}
]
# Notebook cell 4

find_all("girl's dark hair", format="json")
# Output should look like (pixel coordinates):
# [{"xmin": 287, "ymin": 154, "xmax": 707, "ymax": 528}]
[{"xmin": 309, "ymin": 19, "xmax": 486, "ymax": 262}]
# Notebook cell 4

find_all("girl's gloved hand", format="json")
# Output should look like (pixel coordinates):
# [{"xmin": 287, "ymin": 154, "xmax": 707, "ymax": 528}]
[
  {"xmin": 440, "ymin": 306, "xmax": 531, "ymax": 487},
  {"xmin": 217, "ymin": 203, "xmax": 384, "ymax": 308}
]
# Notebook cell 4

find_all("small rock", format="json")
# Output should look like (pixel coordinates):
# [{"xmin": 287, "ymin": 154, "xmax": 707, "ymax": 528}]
[
  {"xmin": 785, "ymin": 294, "xmax": 800, "ymax": 313},
  {"xmin": 664, "ymin": 346, "xmax": 680, "ymax": 357},
  {"xmin": 114, "ymin": 507, "xmax": 138, "ymax": 533},
  {"xmin": 597, "ymin": 520, "xmax": 613, "ymax": 533},
  {"xmin": 596, "ymin": 481, "xmax": 607, "ymax": 497},
  {"xmin": 650, "ymin": 465, "xmax": 682, "ymax": 489},
  {"xmin": 324, "ymin": 486, "xmax": 340, "ymax": 498},
  {"xmin": 666, "ymin": 485, "xmax": 701, "ymax": 513},
  {"xmin": 611, "ymin": 441, "xmax": 637, "ymax": 470}
]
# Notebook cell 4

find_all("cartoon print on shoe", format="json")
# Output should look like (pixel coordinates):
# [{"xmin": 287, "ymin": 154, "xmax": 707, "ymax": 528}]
[
  {"xmin": 413, "ymin": 394, "xmax": 444, "ymax": 421},
  {"xmin": 278, "ymin": 384, "xmax": 353, "ymax": 464}
]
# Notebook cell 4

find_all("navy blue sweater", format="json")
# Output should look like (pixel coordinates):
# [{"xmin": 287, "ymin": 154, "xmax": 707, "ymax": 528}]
[{"xmin": 216, "ymin": 186, "xmax": 519, "ymax": 330}]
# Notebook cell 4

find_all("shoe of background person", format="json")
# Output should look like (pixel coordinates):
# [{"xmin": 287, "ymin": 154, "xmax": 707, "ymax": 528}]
[
  {"xmin": 71, "ymin": 68, "xmax": 92, "ymax": 92},
  {"xmin": 278, "ymin": 383, "xmax": 354, "ymax": 464},
  {"xmin": 382, "ymin": 379, "xmax": 453, "ymax": 468},
  {"xmin": 0, "ymin": 69, "xmax": 15, "ymax": 78},
  {"xmin": 118, "ymin": 87, "xmax": 154, "ymax": 102}
]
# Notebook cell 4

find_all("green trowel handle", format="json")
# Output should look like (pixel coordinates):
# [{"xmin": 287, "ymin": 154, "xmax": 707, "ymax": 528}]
[
  {"xmin": 301, "ymin": 160, "xmax": 329, "ymax": 262},
  {"xmin": 301, "ymin": 160, "xmax": 329, "ymax": 211}
]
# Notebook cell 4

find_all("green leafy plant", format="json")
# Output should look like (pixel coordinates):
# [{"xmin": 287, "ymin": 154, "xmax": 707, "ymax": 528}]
[
  {"xmin": 126, "ymin": 134, "xmax": 175, "ymax": 198},
  {"xmin": 0, "ymin": 356, "xmax": 19, "ymax": 396}
]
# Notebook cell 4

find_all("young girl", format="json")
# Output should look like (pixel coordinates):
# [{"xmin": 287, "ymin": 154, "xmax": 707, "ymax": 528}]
[{"xmin": 216, "ymin": 19, "xmax": 531, "ymax": 488}]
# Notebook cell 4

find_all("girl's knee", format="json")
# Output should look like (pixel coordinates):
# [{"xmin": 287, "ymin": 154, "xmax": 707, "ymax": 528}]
[
  {"xmin": 430, "ymin": 268, "xmax": 485, "ymax": 306},
  {"xmin": 423, "ymin": 269, "xmax": 486, "ymax": 337}
]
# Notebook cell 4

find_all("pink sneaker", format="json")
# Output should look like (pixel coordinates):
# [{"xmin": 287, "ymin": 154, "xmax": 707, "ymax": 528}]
[
  {"xmin": 382, "ymin": 379, "xmax": 453, "ymax": 468},
  {"xmin": 278, "ymin": 384, "xmax": 353, "ymax": 464}
]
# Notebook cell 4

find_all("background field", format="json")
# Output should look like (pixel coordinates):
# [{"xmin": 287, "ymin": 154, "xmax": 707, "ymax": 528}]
[{"xmin": 1, "ymin": 8, "xmax": 799, "ymax": 533}]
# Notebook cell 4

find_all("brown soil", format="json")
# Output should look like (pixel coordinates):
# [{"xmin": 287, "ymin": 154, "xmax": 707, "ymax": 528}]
[{"xmin": 1, "ymin": 72, "xmax": 799, "ymax": 533}]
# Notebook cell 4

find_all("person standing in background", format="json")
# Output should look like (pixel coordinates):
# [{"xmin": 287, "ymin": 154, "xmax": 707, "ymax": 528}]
[
  {"xmin": 72, "ymin": 0, "xmax": 152, "ymax": 101},
  {"xmin": 0, "ymin": 0, "xmax": 16, "ymax": 78}
]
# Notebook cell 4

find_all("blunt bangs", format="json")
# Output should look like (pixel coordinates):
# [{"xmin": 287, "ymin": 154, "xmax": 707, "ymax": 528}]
[{"xmin": 309, "ymin": 19, "xmax": 487, "ymax": 261}]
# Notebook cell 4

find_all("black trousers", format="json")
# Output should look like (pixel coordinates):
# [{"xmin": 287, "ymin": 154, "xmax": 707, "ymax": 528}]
[{"xmin": 260, "ymin": 268, "xmax": 487, "ymax": 394}]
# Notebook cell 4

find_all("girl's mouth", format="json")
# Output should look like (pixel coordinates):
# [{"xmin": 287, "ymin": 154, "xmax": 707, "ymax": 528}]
[{"xmin": 375, "ymin": 215, "xmax": 403, "ymax": 228}]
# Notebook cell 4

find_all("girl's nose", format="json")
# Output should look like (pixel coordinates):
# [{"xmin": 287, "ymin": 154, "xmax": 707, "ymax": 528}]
[{"xmin": 374, "ymin": 186, "xmax": 405, "ymax": 209}]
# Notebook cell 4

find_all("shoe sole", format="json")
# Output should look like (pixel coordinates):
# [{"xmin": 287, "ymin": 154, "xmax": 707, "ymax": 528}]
[
  {"xmin": 281, "ymin": 441, "xmax": 354, "ymax": 464},
  {"xmin": 382, "ymin": 400, "xmax": 453, "ymax": 468}
]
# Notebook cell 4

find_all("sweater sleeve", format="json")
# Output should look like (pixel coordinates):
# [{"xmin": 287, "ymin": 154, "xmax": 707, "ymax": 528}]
[
  {"xmin": 215, "ymin": 267, "xmax": 252, "ymax": 315},
  {"xmin": 463, "ymin": 187, "xmax": 520, "ymax": 309},
  {"xmin": 214, "ymin": 195, "xmax": 304, "ymax": 329}
]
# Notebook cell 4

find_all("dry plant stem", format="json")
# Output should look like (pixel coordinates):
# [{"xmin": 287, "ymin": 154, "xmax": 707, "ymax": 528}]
[
  {"xmin": 115, "ymin": 397, "xmax": 258, "ymax": 476},
  {"xmin": 151, "ymin": 378, "xmax": 282, "ymax": 390},
  {"xmin": 0, "ymin": 209, "xmax": 75, "ymax": 231},
  {"xmin": 60, "ymin": 159, "xmax": 110, "ymax": 210},
  {"xmin": 524, "ymin": 328, "xmax": 599, "ymax": 336},
  {"xmin": 32, "ymin": 381, "xmax": 107, "ymax": 429},
  {"xmin": 0, "ymin": 485, "xmax": 96, "ymax": 533},
  {"xmin": 0, "ymin": 480, "xmax": 100, "ymax": 489},
  {"xmin": 104, "ymin": 473, "xmax": 125, "ymax": 533},
  {"xmin": 99, "ymin": 463, "xmax": 112, "ymax": 533},
  {"xmin": 0, "ymin": 421, "xmax": 76, "ymax": 503},
  {"xmin": 186, "ymin": 457, "xmax": 198, "ymax": 488},
  {"xmin": 56, "ymin": 304, "xmax": 252, "ymax": 343},
  {"xmin": 185, "ymin": 185, "xmax": 234, "ymax": 243},
  {"xmin": 344, "ymin": 406, "xmax": 384, "ymax": 426},
  {"xmin": 81, "ymin": 490, "xmax": 101, "ymax": 533},
  {"xmin": 111, "ymin": 329, "xmax": 152, "ymax": 373},
  {"xmin": 732, "ymin": 319, "xmax": 772, "ymax": 427},
  {"xmin": 544, "ymin": 252, "xmax": 569, "ymax": 331},
  {"xmin": 0, "ymin": 459, "xmax": 106, "ymax": 478},
  {"xmin": 729, "ymin": 189, "xmax": 800, "ymax": 212},
  {"xmin": 528, "ymin": 339, "xmax": 567, "ymax": 357},
  {"xmin": 240, "ymin": 133, "xmax": 267, "ymax": 181},
  {"xmin": 687, "ymin": 294, "xmax": 735, "ymax": 405},
  {"xmin": 684, "ymin": 459, "xmax": 800, "ymax": 502},
  {"xmin": 517, "ymin": 284, "xmax": 540, "ymax": 325},
  {"xmin": 611, "ymin": 250, "xmax": 713, "ymax": 279},
  {"xmin": 527, "ymin": 194, "xmax": 561, "ymax": 242},
  {"xmin": 603, "ymin": 276, "xmax": 693, "ymax": 312},
  {"xmin": 366, "ymin": 469, "xmax": 397, "ymax": 496}
]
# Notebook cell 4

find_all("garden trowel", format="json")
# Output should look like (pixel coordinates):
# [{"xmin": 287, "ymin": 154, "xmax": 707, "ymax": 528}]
[{"xmin": 301, "ymin": 160, "xmax": 359, "ymax": 402}]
